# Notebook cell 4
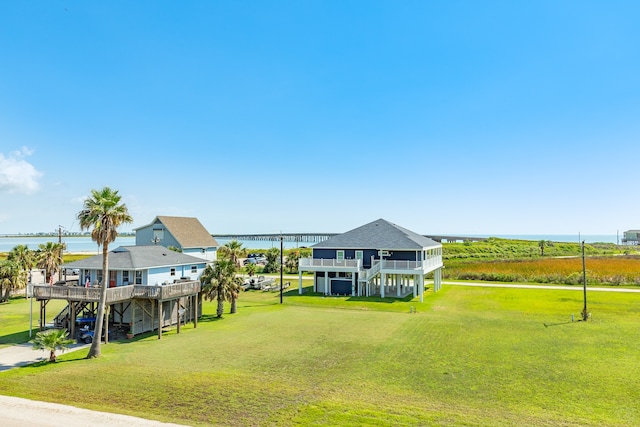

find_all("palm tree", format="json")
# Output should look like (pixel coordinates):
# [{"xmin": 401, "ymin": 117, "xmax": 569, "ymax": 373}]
[
  {"xmin": 0, "ymin": 260, "xmax": 19, "ymax": 302},
  {"xmin": 285, "ymin": 250, "xmax": 301, "ymax": 274},
  {"xmin": 538, "ymin": 240, "xmax": 553, "ymax": 257},
  {"xmin": 8, "ymin": 244, "xmax": 36, "ymax": 297},
  {"xmin": 37, "ymin": 242, "xmax": 65, "ymax": 284},
  {"xmin": 201, "ymin": 259, "xmax": 243, "ymax": 317},
  {"xmin": 227, "ymin": 279, "xmax": 242, "ymax": 314},
  {"xmin": 31, "ymin": 329, "xmax": 74, "ymax": 362},
  {"xmin": 219, "ymin": 240, "xmax": 244, "ymax": 267},
  {"xmin": 77, "ymin": 187, "xmax": 132, "ymax": 359},
  {"xmin": 263, "ymin": 247, "xmax": 281, "ymax": 273},
  {"xmin": 244, "ymin": 262, "xmax": 257, "ymax": 278}
]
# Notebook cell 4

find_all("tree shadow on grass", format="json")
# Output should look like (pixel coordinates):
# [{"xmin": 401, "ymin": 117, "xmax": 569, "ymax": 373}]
[
  {"xmin": 286, "ymin": 286, "xmax": 426, "ymax": 304},
  {"xmin": 197, "ymin": 314, "xmax": 225, "ymax": 323},
  {"xmin": 543, "ymin": 321, "xmax": 575, "ymax": 327},
  {"xmin": 0, "ymin": 331, "xmax": 30, "ymax": 346}
]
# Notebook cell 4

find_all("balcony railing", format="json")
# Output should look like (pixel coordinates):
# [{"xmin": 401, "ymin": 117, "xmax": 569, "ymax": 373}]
[
  {"xmin": 378, "ymin": 257, "xmax": 442, "ymax": 271},
  {"xmin": 32, "ymin": 281, "xmax": 201, "ymax": 302},
  {"xmin": 298, "ymin": 258, "xmax": 361, "ymax": 269}
]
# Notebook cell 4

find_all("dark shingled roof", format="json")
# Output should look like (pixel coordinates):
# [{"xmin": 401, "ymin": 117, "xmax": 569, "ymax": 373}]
[
  {"xmin": 63, "ymin": 246, "xmax": 207, "ymax": 270},
  {"xmin": 312, "ymin": 219, "xmax": 441, "ymax": 250},
  {"xmin": 136, "ymin": 216, "xmax": 219, "ymax": 249}
]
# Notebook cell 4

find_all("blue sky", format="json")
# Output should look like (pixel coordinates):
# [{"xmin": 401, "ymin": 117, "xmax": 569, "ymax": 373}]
[{"xmin": 1, "ymin": 1, "xmax": 638, "ymax": 236}]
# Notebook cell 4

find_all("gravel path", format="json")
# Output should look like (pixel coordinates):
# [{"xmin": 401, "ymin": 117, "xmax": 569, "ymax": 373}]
[{"xmin": 0, "ymin": 395, "xmax": 189, "ymax": 426}]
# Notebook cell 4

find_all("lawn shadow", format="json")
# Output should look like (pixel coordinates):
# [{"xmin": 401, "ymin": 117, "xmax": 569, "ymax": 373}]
[
  {"xmin": 0, "ymin": 331, "xmax": 30, "ymax": 346},
  {"xmin": 284, "ymin": 285, "xmax": 428, "ymax": 304},
  {"xmin": 197, "ymin": 314, "xmax": 225, "ymax": 323},
  {"xmin": 543, "ymin": 321, "xmax": 574, "ymax": 327}
]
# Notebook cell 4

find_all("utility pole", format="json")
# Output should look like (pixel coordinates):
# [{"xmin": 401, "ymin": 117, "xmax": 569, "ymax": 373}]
[
  {"xmin": 581, "ymin": 240, "xmax": 588, "ymax": 321},
  {"xmin": 58, "ymin": 226, "xmax": 63, "ymax": 281},
  {"xmin": 280, "ymin": 235, "xmax": 284, "ymax": 304}
]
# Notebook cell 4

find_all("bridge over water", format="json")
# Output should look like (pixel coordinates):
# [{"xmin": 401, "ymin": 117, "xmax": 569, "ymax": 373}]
[{"xmin": 213, "ymin": 233, "xmax": 486, "ymax": 244}]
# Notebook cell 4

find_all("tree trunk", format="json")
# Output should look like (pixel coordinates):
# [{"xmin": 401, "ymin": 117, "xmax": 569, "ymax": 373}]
[
  {"xmin": 87, "ymin": 242, "xmax": 109, "ymax": 359},
  {"xmin": 49, "ymin": 350, "xmax": 56, "ymax": 363},
  {"xmin": 217, "ymin": 295, "xmax": 224, "ymax": 318},
  {"xmin": 230, "ymin": 298, "xmax": 237, "ymax": 314}
]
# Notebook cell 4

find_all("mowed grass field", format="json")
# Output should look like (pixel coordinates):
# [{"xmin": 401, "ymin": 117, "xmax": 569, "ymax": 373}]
[
  {"xmin": 1, "ymin": 282, "xmax": 639, "ymax": 426},
  {"xmin": 0, "ymin": 298, "xmax": 67, "ymax": 349}
]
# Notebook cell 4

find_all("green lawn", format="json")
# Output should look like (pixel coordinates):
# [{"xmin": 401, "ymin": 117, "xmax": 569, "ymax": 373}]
[
  {"xmin": 0, "ymin": 297, "xmax": 67, "ymax": 349},
  {"xmin": 0, "ymin": 283, "xmax": 639, "ymax": 426}
]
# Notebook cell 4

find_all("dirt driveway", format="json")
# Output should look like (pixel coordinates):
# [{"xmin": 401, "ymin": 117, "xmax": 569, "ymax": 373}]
[{"xmin": 0, "ymin": 395, "xmax": 188, "ymax": 427}]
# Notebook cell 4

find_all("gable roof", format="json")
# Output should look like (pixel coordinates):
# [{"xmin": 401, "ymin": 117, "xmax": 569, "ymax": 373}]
[
  {"xmin": 312, "ymin": 219, "xmax": 441, "ymax": 250},
  {"xmin": 136, "ymin": 216, "xmax": 219, "ymax": 249},
  {"xmin": 63, "ymin": 246, "xmax": 207, "ymax": 270}
]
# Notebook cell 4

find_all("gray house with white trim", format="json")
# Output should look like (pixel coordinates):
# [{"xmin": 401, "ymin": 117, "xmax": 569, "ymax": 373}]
[
  {"xmin": 65, "ymin": 245, "xmax": 208, "ymax": 288},
  {"xmin": 34, "ymin": 245, "xmax": 206, "ymax": 338},
  {"xmin": 297, "ymin": 219, "xmax": 443, "ymax": 302}
]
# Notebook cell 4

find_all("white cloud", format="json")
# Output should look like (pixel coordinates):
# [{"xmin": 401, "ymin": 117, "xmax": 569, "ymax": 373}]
[{"xmin": 0, "ymin": 147, "xmax": 43, "ymax": 194}]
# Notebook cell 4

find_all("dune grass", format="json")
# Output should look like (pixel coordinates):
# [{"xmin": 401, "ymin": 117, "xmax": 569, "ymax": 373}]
[
  {"xmin": 446, "ymin": 256, "xmax": 640, "ymax": 285},
  {"xmin": 0, "ymin": 284, "xmax": 639, "ymax": 426}
]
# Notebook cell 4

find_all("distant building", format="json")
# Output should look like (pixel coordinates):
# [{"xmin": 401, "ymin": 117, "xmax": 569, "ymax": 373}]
[
  {"xmin": 135, "ymin": 216, "xmax": 218, "ymax": 261},
  {"xmin": 298, "ymin": 219, "xmax": 443, "ymax": 302},
  {"xmin": 622, "ymin": 230, "xmax": 640, "ymax": 245}
]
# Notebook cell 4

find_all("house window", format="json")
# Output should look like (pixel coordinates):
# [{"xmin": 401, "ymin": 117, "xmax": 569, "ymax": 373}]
[
  {"xmin": 97, "ymin": 271, "xmax": 103, "ymax": 285},
  {"xmin": 122, "ymin": 271, "xmax": 129, "ymax": 284},
  {"xmin": 170, "ymin": 268, "xmax": 176, "ymax": 276},
  {"xmin": 135, "ymin": 271, "xmax": 142, "ymax": 285},
  {"xmin": 152, "ymin": 228, "xmax": 164, "ymax": 244},
  {"xmin": 337, "ymin": 250, "xmax": 345, "ymax": 262},
  {"xmin": 355, "ymin": 251, "xmax": 363, "ymax": 261},
  {"xmin": 191, "ymin": 265, "xmax": 197, "ymax": 274}
]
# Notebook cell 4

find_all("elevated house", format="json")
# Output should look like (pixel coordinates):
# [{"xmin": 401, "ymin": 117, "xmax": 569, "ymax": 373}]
[
  {"xmin": 32, "ymin": 245, "xmax": 207, "ymax": 340},
  {"xmin": 622, "ymin": 230, "xmax": 640, "ymax": 245},
  {"xmin": 297, "ymin": 219, "xmax": 443, "ymax": 302},
  {"xmin": 135, "ymin": 216, "xmax": 219, "ymax": 262}
]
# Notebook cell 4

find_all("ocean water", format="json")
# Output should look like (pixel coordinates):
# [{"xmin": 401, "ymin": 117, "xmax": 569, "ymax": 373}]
[
  {"xmin": 0, "ymin": 236, "xmax": 306, "ymax": 253},
  {"xmin": 0, "ymin": 236, "xmax": 137, "ymax": 253},
  {"xmin": 0, "ymin": 234, "xmax": 622, "ymax": 253}
]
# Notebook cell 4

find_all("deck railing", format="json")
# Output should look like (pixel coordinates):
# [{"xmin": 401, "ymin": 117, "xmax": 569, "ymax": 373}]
[
  {"xmin": 33, "ymin": 280, "xmax": 201, "ymax": 302},
  {"xmin": 32, "ymin": 286, "xmax": 102, "ymax": 301},
  {"xmin": 156, "ymin": 281, "xmax": 201, "ymax": 299},
  {"xmin": 379, "ymin": 258, "xmax": 442, "ymax": 270},
  {"xmin": 298, "ymin": 258, "xmax": 361, "ymax": 269}
]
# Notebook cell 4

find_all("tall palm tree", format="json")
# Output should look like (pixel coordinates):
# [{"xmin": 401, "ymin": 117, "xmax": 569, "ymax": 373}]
[
  {"xmin": 77, "ymin": 187, "xmax": 132, "ymax": 359},
  {"xmin": 219, "ymin": 240, "xmax": 244, "ymax": 267},
  {"xmin": 201, "ymin": 259, "xmax": 243, "ymax": 317},
  {"xmin": 31, "ymin": 329, "xmax": 74, "ymax": 363},
  {"xmin": 8, "ymin": 244, "xmax": 35, "ymax": 297},
  {"xmin": 36, "ymin": 242, "xmax": 65, "ymax": 284}
]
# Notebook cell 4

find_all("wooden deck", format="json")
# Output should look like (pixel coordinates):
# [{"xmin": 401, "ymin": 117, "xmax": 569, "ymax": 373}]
[{"xmin": 33, "ymin": 281, "xmax": 200, "ymax": 303}]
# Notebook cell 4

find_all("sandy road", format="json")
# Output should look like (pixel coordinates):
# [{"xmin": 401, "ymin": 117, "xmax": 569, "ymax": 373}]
[{"xmin": 0, "ymin": 395, "xmax": 189, "ymax": 427}]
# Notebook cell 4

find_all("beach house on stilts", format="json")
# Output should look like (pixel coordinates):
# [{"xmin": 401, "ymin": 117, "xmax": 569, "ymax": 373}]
[
  {"xmin": 297, "ymin": 219, "xmax": 443, "ymax": 302},
  {"xmin": 31, "ymin": 216, "xmax": 218, "ymax": 341}
]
